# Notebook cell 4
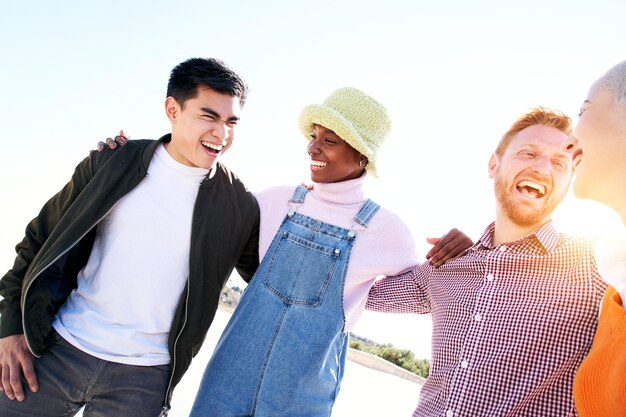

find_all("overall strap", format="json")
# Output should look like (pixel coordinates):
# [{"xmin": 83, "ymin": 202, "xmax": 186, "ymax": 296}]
[
  {"xmin": 354, "ymin": 199, "xmax": 380, "ymax": 228},
  {"xmin": 289, "ymin": 185, "xmax": 310, "ymax": 204}
]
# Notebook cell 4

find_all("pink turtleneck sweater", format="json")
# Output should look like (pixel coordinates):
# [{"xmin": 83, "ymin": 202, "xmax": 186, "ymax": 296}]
[{"xmin": 254, "ymin": 175, "xmax": 419, "ymax": 331}]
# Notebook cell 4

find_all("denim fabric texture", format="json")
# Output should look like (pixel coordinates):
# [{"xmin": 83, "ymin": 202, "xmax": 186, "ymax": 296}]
[
  {"xmin": 190, "ymin": 186, "xmax": 379, "ymax": 417},
  {"xmin": 0, "ymin": 330, "xmax": 169, "ymax": 417}
]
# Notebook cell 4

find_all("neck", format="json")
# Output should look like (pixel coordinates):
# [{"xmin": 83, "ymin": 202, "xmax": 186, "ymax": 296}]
[
  {"xmin": 601, "ymin": 181, "xmax": 626, "ymax": 226},
  {"xmin": 492, "ymin": 206, "xmax": 549, "ymax": 245},
  {"xmin": 313, "ymin": 175, "xmax": 367, "ymax": 205}
]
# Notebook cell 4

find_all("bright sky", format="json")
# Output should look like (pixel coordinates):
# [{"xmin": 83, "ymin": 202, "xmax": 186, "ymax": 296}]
[{"xmin": 1, "ymin": 0, "xmax": 625, "ymax": 356}]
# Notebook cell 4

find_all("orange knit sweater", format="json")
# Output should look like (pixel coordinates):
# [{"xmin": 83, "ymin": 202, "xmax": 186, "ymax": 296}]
[{"xmin": 574, "ymin": 286, "xmax": 626, "ymax": 416}]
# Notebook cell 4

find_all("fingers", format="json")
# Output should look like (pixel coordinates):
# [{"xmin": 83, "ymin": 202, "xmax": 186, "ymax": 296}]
[
  {"xmin": 105, "ymin": 137, "xmax": 117, "ymax": 149},
  {"xmin": 1, "ymin": 353, "xmax": 21, "ymax": 401},
  {"xmin": 427, "ymin": 228, "xmax": 473, "ymax": 267},
  {"xmin": 7, "ymin": 358, "xmax": 25, "ymax": 401},
  {"xmin": 113, "ymin": 130, "xmax": 128, "ymax": 146},
  {"xmin": 0, "ymin": 363, "xmax": 4, "ymax": 394},
  {"xmin": 425, "ymin": 237, "xmax": 440, "ymax": 260},
  {"xmin": 20, "ymin": 355, "xmax": 38, "ymax": 395},
  {"xmin": 0, "ymin": 335, "xmax": 36, "ymax": 401},
  {"xmin": 96, "ymin": 130, "xmax": 128, "ymax": 154},
  {"xmin": 430, "ymin": 240, "xmax": 466, "ymax": 268},
  {"xmin": 114, "ymin": 135, "xmax": 127, "ymax": 146}
]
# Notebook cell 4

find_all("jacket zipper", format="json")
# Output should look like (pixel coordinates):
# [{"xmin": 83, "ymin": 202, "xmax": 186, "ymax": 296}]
[
  {"xmin": 21, "ymin": 208, "xmax": 116, "ymax": 355},
  {"xmin": 160, "ymin": 177, "xmax": 207, "ymax": 416},
  {"xmin": 20, "ymin": 146, "xmax": 153, "ymax": 354},
  {"xmin": 159, "ymin": 274, "xmax": 191, "ymax": 417}
]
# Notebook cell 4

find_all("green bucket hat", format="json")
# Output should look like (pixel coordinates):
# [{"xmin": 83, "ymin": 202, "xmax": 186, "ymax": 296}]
[{"xmin": 298, "ymin": 87, "xmax": 391, "ymax": 177}]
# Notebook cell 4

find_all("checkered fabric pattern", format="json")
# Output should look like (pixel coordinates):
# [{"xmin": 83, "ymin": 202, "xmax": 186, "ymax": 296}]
[{"xmin": 366, "ymin": 221, "xmax": 607, "ymax": 417}]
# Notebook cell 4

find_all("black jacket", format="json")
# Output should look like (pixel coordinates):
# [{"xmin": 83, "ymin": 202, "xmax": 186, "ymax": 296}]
[{"xmin": 0, "ymin": 135, "xmax": 260, "ymax": 411}]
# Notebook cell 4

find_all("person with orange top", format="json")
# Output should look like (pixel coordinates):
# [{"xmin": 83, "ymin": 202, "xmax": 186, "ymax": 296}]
[{"xmin": 563, "ymin": 60, "xmax": 626, "ymax": 417}]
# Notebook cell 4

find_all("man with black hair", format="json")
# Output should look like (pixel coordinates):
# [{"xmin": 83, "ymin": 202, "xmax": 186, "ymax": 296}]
[{"xmin": 0, "ymin": 57, "xmax": 260, "ymax": 417}]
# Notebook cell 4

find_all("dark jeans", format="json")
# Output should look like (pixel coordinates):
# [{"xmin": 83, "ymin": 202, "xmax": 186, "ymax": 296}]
[{"xmin": 0, "ymin": 330, "xmax": 170, "ymax": 417}]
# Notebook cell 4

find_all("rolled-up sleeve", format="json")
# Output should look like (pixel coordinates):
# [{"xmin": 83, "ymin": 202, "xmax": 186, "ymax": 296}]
[{"xmin": 365, "ymin": 262, "xmax": 432, "ymax": 314}]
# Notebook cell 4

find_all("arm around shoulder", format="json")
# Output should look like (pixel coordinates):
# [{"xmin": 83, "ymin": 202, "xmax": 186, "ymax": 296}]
[{"xmin": 365, "ymin": 262, "xmax": 432, "ymax": 314}]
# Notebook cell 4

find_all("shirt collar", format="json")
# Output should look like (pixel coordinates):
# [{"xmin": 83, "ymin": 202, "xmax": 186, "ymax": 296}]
[{"xmin": 476, "ymin": 220, "xmax": 560, "ymax": 253}]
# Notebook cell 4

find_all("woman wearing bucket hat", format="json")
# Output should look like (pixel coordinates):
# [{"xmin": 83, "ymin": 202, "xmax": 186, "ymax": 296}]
[
  {"xmin": 98, "ymin": 87, "xmax": 470, "ymax": 416},
  {"xmin": 182, "ymin": 87, "xmax": 472, "ymax": 416}
]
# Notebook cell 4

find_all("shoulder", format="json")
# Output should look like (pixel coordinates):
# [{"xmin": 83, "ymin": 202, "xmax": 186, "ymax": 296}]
[
  {"xmin": 369, "ymin": 206, "xmax": 413, "ymax": 235},
  {"xmin": 254, "ymin": 185, "xmax": 296, "ymax": 204},
  {"xmin": 214, "ymin": 163, "xmax": 259, "ymax": 211},
  {"xmin": 556, "ymin": 233, "xmax": 597, "ymax": 256},
  {"xmin": 364, "ymin": 205, "xmax": 417, "ymax": 247},
  {"xmin": 555, "ymin": 233, "xmax": 607, "ymax": 290},
  {"xmin": 215, "ymin": 163, "xmax": 250, "ymax": 191},
  {"xmin": 92, "ymin": 139, "xmax": 156, "ymax": 172},
  {"xmin": 253, "ymin": 185, "xmax": 301, "ymax": 216}
]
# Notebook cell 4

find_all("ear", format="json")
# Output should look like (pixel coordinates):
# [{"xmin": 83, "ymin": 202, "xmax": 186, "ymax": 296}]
[
  {"xmin": 488, "ymin": 153, "xmax": 498, "ymax": 179},
  {"xmin": 165, "ymin": 96, "xmax": 179, "ymax": 123}
]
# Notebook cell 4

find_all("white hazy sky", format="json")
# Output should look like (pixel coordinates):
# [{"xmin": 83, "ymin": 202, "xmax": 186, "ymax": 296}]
[{"xmin": 1, "ymin": 0, "xmax": 625, "ymax": 356}]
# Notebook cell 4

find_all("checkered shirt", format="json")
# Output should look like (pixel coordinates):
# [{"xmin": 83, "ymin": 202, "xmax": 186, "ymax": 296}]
[{"xmin": 366, "ymin": 221, "xmax": 607, "ymax": 417}]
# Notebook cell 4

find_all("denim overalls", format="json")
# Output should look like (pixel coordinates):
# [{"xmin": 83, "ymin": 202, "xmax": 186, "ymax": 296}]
[{"xmin": 190, "ymin": 186, "xmax": 380, "ymax": 417}]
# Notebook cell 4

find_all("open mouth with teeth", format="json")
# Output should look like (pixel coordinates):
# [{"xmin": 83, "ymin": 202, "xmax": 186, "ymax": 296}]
[
  {"xmin": 310, "ymin": 160, "xmax": 328, "ymax": 170},
  {"xmin": 201, "ymin": 141, "xmax": 224, "ymax": 155},
  {"xmin": 516, "ymin": 179, "xmax": 546, "ymax": 198}
]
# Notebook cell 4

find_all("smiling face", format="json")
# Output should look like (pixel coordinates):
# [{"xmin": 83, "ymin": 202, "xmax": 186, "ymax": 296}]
[
  {"xmin": 307, "ymin": 124, "xmax": 366, "ymax": 183},
  {"xmin": 165, "ymin": 86, "xmax": 241, "ymax": 169},
  {"xmin": 563, "ymin": 77, "xmax": 626, "ymax": 205},
  {"xmin": 489, "ymin": 124, "xmax": 572, "ymax": 228}
]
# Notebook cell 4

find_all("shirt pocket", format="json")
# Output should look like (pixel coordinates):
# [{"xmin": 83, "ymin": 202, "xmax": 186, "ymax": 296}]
[{"xmin": 262, "ymin": 230, "xmax": 341, "ymax": 307}]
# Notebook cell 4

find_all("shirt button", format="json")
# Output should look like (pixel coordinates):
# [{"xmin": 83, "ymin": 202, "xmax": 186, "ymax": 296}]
[
  {"xmin": 499, "ymin": 245, "xmax": 507, "ymax": 252},
  {"xmin": 334, "ymin": 249, "xmax": 340, "ymax": 255},
  {"xmin": 474, "ymin": 313, "xmax": 482, "ymax": 321},
  {"xmin": 460, "ymin": 360, "xmax": 469, "ymax": 368},
  {"xmin": 287, "ymin": 210, "xmax": 295, "ymax": 217},
  {"xmin": 347, "ymin": 230, "xmax": 356, "ymax": 238},
  {"xmin": 446, "ymin": 410, "xmax": 454, "ymax": 417},
  {"xmin": 486, "ymin": 273, "xmax": 494, "ymax": 281}
]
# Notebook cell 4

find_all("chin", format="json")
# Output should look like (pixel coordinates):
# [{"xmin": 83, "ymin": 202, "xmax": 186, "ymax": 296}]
[{"xmin": 310, "ymin": 172, "xmax": 326, "ymax": 183}]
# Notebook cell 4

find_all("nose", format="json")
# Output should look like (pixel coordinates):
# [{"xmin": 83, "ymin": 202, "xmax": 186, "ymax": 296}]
[
  {"xmin": 307, "ymin": 138, "xmax": 320, "ymax": 155},
  {"xmin": 532, "ymin": 154, "xmax": 552, "ymax": 175},
  {"xmin": 562, "ymin": 134, "xmax": 580, "ymax": 154},
  {"xmin": 211, "ymin": 122, "xmax": 229, "ymax": 141}
]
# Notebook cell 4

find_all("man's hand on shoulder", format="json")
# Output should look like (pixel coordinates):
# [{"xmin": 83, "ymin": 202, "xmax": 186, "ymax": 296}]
[{"xmin": 0, "ymin": 334, "xmax": 38, "ymax": 401}]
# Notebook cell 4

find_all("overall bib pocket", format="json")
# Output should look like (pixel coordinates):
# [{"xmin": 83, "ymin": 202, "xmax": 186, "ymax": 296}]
[{"xmin": 263, "ymin": 230, "xmax": 340, "ymax": 306}]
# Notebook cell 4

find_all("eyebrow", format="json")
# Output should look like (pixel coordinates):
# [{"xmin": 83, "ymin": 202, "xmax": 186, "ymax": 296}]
[{"xmin": 200, "ymin": 107, "xmax": 240, "ymax": 122}]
